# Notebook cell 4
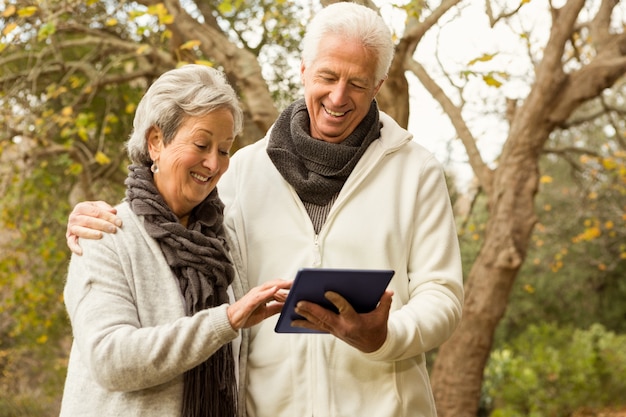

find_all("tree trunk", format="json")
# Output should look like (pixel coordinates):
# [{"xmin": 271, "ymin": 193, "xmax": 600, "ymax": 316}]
[{"xmin": 431, "ymin": 152, "xmax": 540, "ymax": 416}]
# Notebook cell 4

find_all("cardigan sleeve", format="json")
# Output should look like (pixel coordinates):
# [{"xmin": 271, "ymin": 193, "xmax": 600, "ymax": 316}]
[{"xmin": 63, "ymin": 207, "xmax": 239, "ymax": 392}]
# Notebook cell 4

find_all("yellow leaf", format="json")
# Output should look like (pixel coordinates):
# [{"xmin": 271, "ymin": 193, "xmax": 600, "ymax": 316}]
[
  {"xmin": 180, "ymin": 40, "xmax": 201, "ymax": 50},
  {"xmin": 147, "ymin": 3, "xmax": 166, "ymax": 15},
  {"xmin": 105, "ymin": 18, "xmax": 118, "ymax": 27},
  {"xmin": 61, "ymin": 106, "xmax": 73, "ymax": 117},
  {"xmin": 483, "ymin": 74, "xmax": 502, "ymax": 88},
  {"xmin": 129, "ymin": 10, "xmax": 146, "ymax": 19},
  {"xmin": 602, "ymin": 158, "xmax": 617, "ymax": 170},
  {"xmin": 159, "ymin": 14, "xmax": 174, "ymax": 25},
  {"xmin": 604, "ymin": 220, "xmax": 614, "ymax": 229},
  {"xmin": 523, "ymin": 284, "xmax": 535, "ymax": 294},
  {"xmin": 194, "ymin": 60, "xmax": 214, "ymax": 67},
  {"xmin": 2, "ymin": 5, "xmax": 16, "ymax": 17},
  {"xmin": 588, "ymin": 191, "xmax": 598, "ymax": 200},
  {"xmin": 540, "ymin": 175, "xmax": 553, "ymax": 183},
  {"xmin": 36, "ymin": 334, "xmax": 48, "ymax": 344},
  {"xmin": 69, "ymin": 76, "xmax": 82, "ymax": 89},
  {"xmin": 2, "ymin": 22, "xmax": 17, "ymax": 36},
  {"xmin": 467, "ymin": 53, "xmax": 497, "ymax": 66},
  {"xmin": 17, "ymin": 6, "xmax": 38, "ymax": 17},
  {"xmin": 66, "ymin": 162, "xmax": 83, "ymax": 176},
  {"xmin": 95, "ymin": 151, "xmax": 111, "ymax": 165},
  {"xmin": 78, "ymin": 128, "xmax": 89, "ymax": 141},
  {"xmin": 125, "ymin": 103, "xmax": 136, "ymax": 114},
  {"xmin": 136, "ymin": 44, "xmax": 150, "ymax": 54}
]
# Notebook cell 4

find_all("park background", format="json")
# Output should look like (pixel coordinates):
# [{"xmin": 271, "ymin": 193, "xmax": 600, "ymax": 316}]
[{"xmin": 1, "ymin": 0, "xmax": 625, "ymax": 416}]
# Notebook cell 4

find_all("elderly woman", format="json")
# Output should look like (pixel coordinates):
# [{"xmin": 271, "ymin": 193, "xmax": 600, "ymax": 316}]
[{"xmin": 59, "ymin": 65, "xmax": 290, "ymax": 417}]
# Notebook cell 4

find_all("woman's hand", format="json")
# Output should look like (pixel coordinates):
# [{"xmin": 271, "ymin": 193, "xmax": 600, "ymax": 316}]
[
  {"xmin": 66, "ymin": 201, "xmax": 122, "ymax": 255},
  {"xmin": 227, "ymin": 279, "xmax": 292, "ymax": 330}
]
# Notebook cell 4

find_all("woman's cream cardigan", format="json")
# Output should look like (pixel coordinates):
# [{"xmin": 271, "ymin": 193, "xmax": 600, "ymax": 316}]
[{"xmin": 59, "ymin": 202, "xmax": 246, "ymax": 416}]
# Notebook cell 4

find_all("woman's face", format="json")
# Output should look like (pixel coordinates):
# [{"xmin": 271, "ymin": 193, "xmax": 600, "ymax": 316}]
[{"xmin": 149, "ymin": 109, "xmax": 234, "ymax": 221}]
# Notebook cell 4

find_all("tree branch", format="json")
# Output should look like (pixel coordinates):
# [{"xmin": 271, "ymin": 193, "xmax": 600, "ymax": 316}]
[{"xmin": 406, "ymin": 58, "xmax": 494, "ymax": 194}]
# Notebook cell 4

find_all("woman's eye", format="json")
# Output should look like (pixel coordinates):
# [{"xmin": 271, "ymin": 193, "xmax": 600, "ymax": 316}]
[
  {"xmin": 195, "ymin": 143, "xmax": 207, "ymax": 150},
  {"xmin": 219, "ymin": 149, "xmax": 230, "ymax": 156}
]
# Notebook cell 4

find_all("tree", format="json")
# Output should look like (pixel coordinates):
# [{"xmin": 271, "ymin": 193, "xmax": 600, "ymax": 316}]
[{"xmin": 424, "ymin": 2, "xmax": 626, "ymax": 415}]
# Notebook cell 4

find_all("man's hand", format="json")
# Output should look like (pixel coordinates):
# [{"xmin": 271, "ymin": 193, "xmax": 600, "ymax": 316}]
[
  {"xmin": 292, "ymin": 290, "xmax": 393, "ymax": 353},
  {"xmin": 66, "ymin": 201, "xmax": 122, "ymax": 255}
]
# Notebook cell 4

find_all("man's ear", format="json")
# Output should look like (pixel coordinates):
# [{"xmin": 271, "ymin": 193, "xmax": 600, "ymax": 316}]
[
  {"xmin": 372, "ymin": 76, "xmax": 387, "ymax": 97},
  {"xmin": 147, "ymin": 126, "xmax": 162, "ymax": 161}
]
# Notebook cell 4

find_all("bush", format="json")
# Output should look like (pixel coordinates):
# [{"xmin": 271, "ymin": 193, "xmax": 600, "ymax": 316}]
[{"xmin": 482, "ymin": 323, "xmax": 626, "ymax": 417}]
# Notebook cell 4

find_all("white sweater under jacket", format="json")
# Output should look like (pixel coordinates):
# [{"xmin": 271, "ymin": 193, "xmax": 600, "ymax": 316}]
[{"xmin": 219, "ymin": 111, "xmax": 464, "ymax": 417}]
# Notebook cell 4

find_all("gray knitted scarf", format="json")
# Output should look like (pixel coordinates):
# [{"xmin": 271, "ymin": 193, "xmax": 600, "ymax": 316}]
[
  {"xmin": 267, "ymin": 98, "xmax": 381, "ymax": 205},
  {"xmin": 125, "ymin": 164, "xmax": 237, "ymax": 417}
]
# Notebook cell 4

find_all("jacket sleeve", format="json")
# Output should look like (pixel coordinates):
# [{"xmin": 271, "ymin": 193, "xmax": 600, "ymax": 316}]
[
  {"xmin": 63, "ymin": 229, "xmax": 239, "ymax": 392},
  {"xmin": 367, "ymin": 154, "xmax": 464, "ymax": 361}
]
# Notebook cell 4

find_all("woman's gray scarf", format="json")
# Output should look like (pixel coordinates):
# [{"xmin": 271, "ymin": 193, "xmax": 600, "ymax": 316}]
[
  {"xmin": 125, "ymin": 164, "xmax": 237, "ymax": 417},
  {"xmin": 267, "ymin": 98, "xmax": 382, "ymax": 205}
]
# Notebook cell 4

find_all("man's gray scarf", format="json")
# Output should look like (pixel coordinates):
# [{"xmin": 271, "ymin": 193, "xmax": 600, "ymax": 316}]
[
  {"xmin": 267, "ymin": 98, "xmax": 382, "ymax": 205},
  {"xmin": 125, "ymin": 164, "xmax": 236, "ymax": 417}
]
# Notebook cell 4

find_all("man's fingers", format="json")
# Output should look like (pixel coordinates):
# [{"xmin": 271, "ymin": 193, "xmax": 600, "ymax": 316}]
[
  {"xmin": 67, "ymin": 235, "xmax": 83, "ymax": 256},
  {"xmin": 324, "ymin": 291, "xmax": 353, "ymax": 315},
  {"xmin": 91, "ymin": 200, "xmax": 117, "ymax": 213},
  {"xmin": 69, "ymin": 224, "xmax": 105, "ymax": 240},
  {"xmin": 76, "ymin": 202, "xmax": 121, "ymax": 227}
]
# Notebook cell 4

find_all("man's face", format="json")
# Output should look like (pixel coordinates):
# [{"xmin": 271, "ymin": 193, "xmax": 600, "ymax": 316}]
[{"xmin": 301, "ymin": 34, "xmax": 383, "ymax": 144}]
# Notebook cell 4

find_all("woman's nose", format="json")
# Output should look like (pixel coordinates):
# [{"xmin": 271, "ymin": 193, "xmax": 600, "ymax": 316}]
[{"xmin": 202, "ymin": 151, "xmax": 219, "ymax": 172}]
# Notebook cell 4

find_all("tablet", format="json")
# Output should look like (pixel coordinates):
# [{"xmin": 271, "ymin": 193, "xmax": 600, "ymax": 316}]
[{"xmin": 274, "ymin": 268, "xmax": 395, "ymax": 334}]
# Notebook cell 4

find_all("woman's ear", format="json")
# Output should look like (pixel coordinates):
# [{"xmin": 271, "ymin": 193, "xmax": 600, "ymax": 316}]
[{"xmin": 147, "ymin": 126, "xmax": 162, "ymax": 161}]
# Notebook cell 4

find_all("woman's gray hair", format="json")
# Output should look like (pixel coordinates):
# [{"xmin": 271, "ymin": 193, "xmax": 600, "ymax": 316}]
[
  {"xmin": 126, "ymin": 64, "xmax": 243, "ymax": 165},
  {"xmin": 301, "ymin": 2, "xmax": 394, "ymax": 84}
]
